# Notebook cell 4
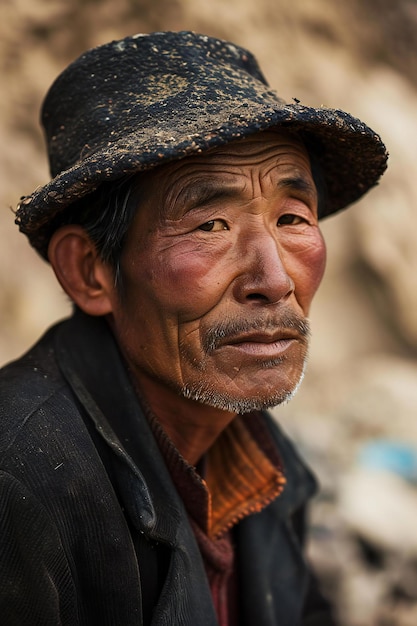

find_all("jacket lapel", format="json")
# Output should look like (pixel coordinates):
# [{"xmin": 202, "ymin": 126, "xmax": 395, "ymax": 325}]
[{"xmin": 54, "ymin": 311, "xmax": 219, "ymax": 624}]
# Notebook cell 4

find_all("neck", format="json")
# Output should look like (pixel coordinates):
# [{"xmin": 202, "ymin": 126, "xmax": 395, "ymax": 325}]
[{"xmin": 133, "ymin": 373, "xmax": 237, "ymax": 466}]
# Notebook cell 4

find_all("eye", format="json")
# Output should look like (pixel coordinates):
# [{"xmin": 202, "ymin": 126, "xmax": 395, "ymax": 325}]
[
  {"xmin": 198, "ymin": 219, "xmax": 228, "ymax": 232},
  {"xmin": 277, "ymin": 213, "xmax": 306, "ymax": 226}
]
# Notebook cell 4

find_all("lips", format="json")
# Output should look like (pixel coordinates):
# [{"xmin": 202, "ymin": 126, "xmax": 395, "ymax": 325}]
[
  {"xmin": 226, "ymin": 330, "xmax": 300, "ymax": 346},
  {"xmin": 202, "ymin": 310, "xmax": 310, "ymax": 355},
  {"xmin": 218, "ymin": 331, "xmax": 301, "ymax": 358}
]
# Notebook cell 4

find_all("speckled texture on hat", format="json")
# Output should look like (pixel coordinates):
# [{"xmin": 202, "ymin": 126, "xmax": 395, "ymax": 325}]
[{"xmin": 15, "ymin": 31, "xmax": 388, "ymax": 259}]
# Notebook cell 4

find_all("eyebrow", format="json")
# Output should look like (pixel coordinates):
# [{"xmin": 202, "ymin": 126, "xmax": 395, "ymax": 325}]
[
  {"xmin": 174, "ymin": 181, "xmax": 240, "ymax": 213},
  {"xmin": 278, "ymin": 176, "xmax": 317, "ymax": 198}
]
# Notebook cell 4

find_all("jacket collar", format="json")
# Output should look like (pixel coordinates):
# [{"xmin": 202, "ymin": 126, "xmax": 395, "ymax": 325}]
[{"xmin": 54, "ymin": 309, "xmax": 187, "ymax": 544}]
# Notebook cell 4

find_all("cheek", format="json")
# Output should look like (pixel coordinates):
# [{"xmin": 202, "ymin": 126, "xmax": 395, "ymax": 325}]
[
  {"xmin": 290, "ymin": 230, "xmax": 327, "ymax": 311},
  {"xmin": 145, "ymin": 243, "xmax": 232, "ymax": 319}
]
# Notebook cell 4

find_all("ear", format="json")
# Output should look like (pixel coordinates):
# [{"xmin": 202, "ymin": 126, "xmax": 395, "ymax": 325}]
[{"xmin": 48, "ymin": 225, "xmax": 116, "ymax": 316}]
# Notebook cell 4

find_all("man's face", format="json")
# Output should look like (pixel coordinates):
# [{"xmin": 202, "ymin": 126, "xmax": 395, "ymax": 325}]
[{"xmin": 110, "ymin": 131, "xmax": 326, "ymax": 413}]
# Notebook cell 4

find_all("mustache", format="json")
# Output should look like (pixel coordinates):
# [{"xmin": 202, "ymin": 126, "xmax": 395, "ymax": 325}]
[{"xmin": 203, "ymin": 311, "xmax": 310, "ymax": 353}]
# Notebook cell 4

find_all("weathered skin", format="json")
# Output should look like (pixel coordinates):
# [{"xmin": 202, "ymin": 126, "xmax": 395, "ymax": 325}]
[{"xmin": 49, "ymin": 131, "xmax": 326, "ymax": 465}]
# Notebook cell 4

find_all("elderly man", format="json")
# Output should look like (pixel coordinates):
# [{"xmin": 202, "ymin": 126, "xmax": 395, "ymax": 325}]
[{"xmin": 1, "ymin": 31, "xmax": 386, "ymax": 626}]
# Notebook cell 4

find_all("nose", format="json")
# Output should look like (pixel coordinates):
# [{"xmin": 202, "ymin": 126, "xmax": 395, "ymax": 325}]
[{"xmin": 232, "ymin": 232, "xmax": 295, "ymax": 305}]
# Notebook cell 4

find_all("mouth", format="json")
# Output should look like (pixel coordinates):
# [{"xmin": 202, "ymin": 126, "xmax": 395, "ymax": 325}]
[
  {"xmin": 220, "ymin": 331, "xmax": 301, "ymax": 358},
  {"xmin": 202, "ymin": 311, "xmax": 310, "ymax": 358}
]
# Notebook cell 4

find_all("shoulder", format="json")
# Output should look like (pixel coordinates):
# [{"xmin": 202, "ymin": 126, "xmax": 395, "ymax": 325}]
[
  {"xmin": 0, "ymin": 320, "xmax": 101, "ymax": 491},
  {"xmin": 1, "ymin": 322, "xmax": 65, "ymax": 398},
  {"xmin": 0, "ymin": 323, "xmax": 69, "ymax": 451}
]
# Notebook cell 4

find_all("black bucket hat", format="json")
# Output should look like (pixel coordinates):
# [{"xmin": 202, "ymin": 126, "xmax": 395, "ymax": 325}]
[{"xmin": 16, "ymin": 30, "xmax": 388, "ymax": 259}]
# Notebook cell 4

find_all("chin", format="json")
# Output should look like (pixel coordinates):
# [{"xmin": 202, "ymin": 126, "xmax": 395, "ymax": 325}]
[{"xmin": 181, "ymin": 367, "xmax": 306, "ymax": 414}]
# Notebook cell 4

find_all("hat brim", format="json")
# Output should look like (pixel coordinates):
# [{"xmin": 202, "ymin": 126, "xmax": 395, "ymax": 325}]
[{"xmin": 16, "ymin": 101, "xmax": 387, "ymax": 259}]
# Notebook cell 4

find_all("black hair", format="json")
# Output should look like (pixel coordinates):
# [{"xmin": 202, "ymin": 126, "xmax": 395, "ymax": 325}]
[{"xmin": 55, "ymin": 174, "xmax": 142, "ymax": 286}]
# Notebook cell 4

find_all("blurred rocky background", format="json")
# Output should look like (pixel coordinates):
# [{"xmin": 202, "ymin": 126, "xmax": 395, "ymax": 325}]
[{"xmin": 1, "ymin": 0, "xmax": 417, "ymax": 624}]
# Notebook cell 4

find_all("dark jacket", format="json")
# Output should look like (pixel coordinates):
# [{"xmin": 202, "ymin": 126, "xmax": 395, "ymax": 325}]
[{"xmin": 0, "ymin": 311, "xmax": 334, "ymax": 625}]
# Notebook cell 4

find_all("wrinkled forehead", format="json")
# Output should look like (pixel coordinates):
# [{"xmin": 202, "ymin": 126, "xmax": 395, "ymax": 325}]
[
  {"xmin": 128, "ymin": 129, "xmax": 316, "ymax": 225},
  {"xmin": 139, "ymin": 128, "xmax": 311, "ymax": 188}
]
